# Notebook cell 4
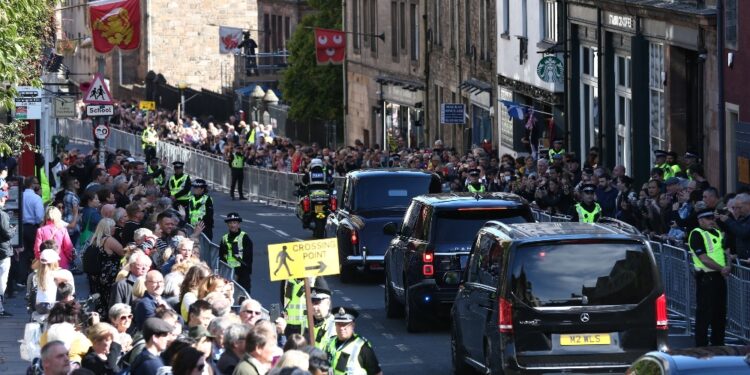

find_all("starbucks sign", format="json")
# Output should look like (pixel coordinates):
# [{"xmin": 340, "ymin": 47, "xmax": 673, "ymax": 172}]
[{"xmin": 537, "ymin": 56, "xmax": 564, "ymax": 83}]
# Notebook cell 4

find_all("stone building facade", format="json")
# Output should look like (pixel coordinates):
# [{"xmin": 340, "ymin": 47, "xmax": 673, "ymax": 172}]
[{"xmin": 57, "ymin": 0, "xmax": 99, "ymax": 86}]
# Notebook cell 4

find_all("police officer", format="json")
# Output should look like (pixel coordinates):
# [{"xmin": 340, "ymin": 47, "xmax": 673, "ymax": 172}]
[
  {"xmin": 188, "ymin": 178, "xmax": 214, "ymax": 239},
  {"xmin": 310, "ymin": 287, "xmax": 336, "ymax": 350},
  {"xmin": 548, "ymin": 139, "xmax": 565, "ymax": 160},
  {"xmin": 141, "ymin": 123, "xmax": 158, "ymax": 163},
  {"xmin": 282, "ymin": 277, "xmax": 329, "ymax": 336},
  {"xmin": 688, "ymin": 208, "xmax": 730, "ymax": 347},
  {"xmin": 302, "ymin": 158, "xmax": 334, "ymax": 192},
  {"xmin": 168, "ymin": 161, "xmax": 191, "ymax": 212},
  {"xmin": 570, "ymin": 183, "xmax": 601, "ymax": 223},
  {"xmin": 326, "ymin": 307, "xmax": 382, "ymax": 375},
  {"xmin": 465, "ymin": 169, "xmax": 485, "ymax": 193},
  {"xmin": 220, "ymin": 212, "xmax": 253, "ymax": 293},
  {"xmin": 666, "ymin": 151, "xmax": 682, "ymax": 178},
  {"xmin": 227, "ymin": 146, "xmax": 247, "ymax": 201},
  {"xmin": 653, "ymin": 150, "xmax": 672, "ymax": 179},
  {"xmin": 147, "ymin": 157, "xmax": 166, "ymax": 188}
]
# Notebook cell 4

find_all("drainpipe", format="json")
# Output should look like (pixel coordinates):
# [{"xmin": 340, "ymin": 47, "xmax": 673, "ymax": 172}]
[
  {"xmin": 717, "ymin": 0, "xmax": 727, "ymax": 193},
  {"xmin": 596, "ymin": 8, "xmax": 604, "ymax": 156}
]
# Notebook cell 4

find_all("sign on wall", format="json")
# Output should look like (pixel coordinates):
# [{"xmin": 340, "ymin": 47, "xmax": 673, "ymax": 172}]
[
  {"xmin": 537, "ymin": 56, "xmax": 564, "ymax": 83},
  {"xmin": 440, "ymin": 103, "xmax": 465, "ymax": 124},
  {"xmin": 14, "ymin": 86, "xmax": 43, "ymax": 120}
]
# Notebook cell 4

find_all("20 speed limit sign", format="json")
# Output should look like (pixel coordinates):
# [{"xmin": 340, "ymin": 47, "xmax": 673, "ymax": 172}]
[{"xmin": 93, "ymin": 124, "xmax": 110, "ymax": 140}]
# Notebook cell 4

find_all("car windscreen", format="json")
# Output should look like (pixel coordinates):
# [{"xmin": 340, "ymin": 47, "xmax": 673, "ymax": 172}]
[
  {"xmin": 432, "ymin": 208, "xmax": 529, "ymax": 245},
  {"xmin": 509, "ymin": 241, "xmax": 655, "ymax": 307},
  {"xmin": 353, "ymin": 176, "xmax": 431, "ymax": 211}
]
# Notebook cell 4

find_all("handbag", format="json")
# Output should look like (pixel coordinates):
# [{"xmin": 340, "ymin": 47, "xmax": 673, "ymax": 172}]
[{"xmin": 76, "ymin": 212, "xmax": 93, "ymax": 249}]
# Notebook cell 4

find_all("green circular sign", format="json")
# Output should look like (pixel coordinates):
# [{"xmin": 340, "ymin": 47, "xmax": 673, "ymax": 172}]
[{"xmin": 537, "ymin": 56, "xmax": 564, "ymax": 83}]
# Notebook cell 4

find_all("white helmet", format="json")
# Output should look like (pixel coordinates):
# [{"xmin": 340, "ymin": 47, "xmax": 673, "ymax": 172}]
[{"xmin": 310, "ymin": 158, "xmax": 324, "ymax": 169}]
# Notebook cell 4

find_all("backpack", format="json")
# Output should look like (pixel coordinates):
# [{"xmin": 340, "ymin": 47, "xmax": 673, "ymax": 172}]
[{"xmin": 82, "ymin": 242, "xmax": 102, "ymax": 275}]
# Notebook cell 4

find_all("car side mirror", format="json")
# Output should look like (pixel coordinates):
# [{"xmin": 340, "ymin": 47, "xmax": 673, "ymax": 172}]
[{"xmin": 383, "ymin": 222, "xmax": 398, "ymax": 236}]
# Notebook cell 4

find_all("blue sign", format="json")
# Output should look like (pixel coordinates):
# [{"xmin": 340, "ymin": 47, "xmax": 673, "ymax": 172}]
[{"xmin": 440, "ymin": 103, "xmax": 465, "ymax": 124}]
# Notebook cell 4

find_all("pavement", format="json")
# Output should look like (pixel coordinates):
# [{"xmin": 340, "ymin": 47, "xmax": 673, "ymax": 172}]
[{"xmin": 1, "ymin": 142, "xmax": 740, "ymax": 374}]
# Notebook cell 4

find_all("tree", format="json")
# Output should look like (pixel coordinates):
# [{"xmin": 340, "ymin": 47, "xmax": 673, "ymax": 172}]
[
  {"xmin": 0, "ymin": 0, "xmax": 56, "ymax": 155},
  {"xmin": 280, "ymin": 0, "xmax": 343, "ymax": 127}
]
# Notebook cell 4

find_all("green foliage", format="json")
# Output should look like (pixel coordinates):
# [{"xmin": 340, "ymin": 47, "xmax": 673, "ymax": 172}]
[
  {"xmin": 0, "ymin": 119, "xmax": 36, "ymax": 157},
  {"xmin": 280, "ymin": 0, "xmax": 343, "ymax": 124},
  {"xmin": 0, "ymin": 0, "xmax": 56, "ymax": 155}
]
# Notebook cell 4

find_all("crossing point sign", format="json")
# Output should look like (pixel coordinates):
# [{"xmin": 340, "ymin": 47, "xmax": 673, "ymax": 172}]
[{"xmin": 267, "ymin": 238, "xmax": 339, "ymax": 281}]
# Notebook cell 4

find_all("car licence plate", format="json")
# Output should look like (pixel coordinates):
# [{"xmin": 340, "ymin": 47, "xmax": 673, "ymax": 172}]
[
  {"xmin": 559, "ymin": 333, "xmax": 611, "ymax": 346},
  {"xmin": 314, "ymin": 205, "xmax": 325, "ymax": 213}
]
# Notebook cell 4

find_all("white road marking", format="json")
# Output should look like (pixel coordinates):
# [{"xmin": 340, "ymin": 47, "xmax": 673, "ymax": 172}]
[
  {"xmin": 342, "ymin": 296, "xmax": 351, "ymax": 302},
  {"xmin": 256, "ymin": 213, "xmax": 295, "ymax": 217},
  {"xmin": 333, "ymin": 289, "xmax": 343, "ymax": 294},
  {"xmin": 261, "ymin": 224, "xmax": 275, "ymax": 229},
  {"xmin": 361, "ymin": 313, "xmax": 372, "ymax": 319},
  {"xmin": 381, "ymin": 332, "xmax": 394, "ymax": 339},
  {"xmin": 379, "ymin": 284, "xmax": 385, "ymax": 289},
  {"xmin": 275, "ymin": 230, "xmax": 289, "ymax": 236},
  {"xmin": 293, "ymin": 238, "xmax": 303, "ymax": 242},
  {"xmin": 410, "ymin": 356, "xmax": 423, "ymax": 364},
  {"xmin": 352, "ymin": 304, "xmax": 361, "ymax": 310},
  {"xmin": 395, "ymin": 344, "xmax": 410, "ymax": 352},
  {"xmin": 372, "ymin": 322, "xmax": 384, "ymax": 330}
]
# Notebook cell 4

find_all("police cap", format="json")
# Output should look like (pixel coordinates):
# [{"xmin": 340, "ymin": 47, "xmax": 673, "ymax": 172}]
[
  {"xmin": 224, "ymin": 212, "xmax": 242, "ymax": 223},
  {"xmin": 653, "ymin": 150, "xmax": 667, "ymax": 158},
  {"xmin": 173, "ymin": 161, "xmax": 185, "ymax": 168},
  {"xmin": 333, "ymin": 306, "xmax": 359, "ymax": 323},
  {"xmin": 468, "ymin": 168, "xmax": 481, "ymax": 177},
  {"xmin": 581, "ymin": 183, "xmax": 597, "ymax": 194},
  {"xmin": 310, "ymin": 287, "xmax": 332, "ymax": 300},
  {"xmin": 685, "ymin": 151, "xmax": 700, "ymax": 159},
  {"xmin": 192, "ymin": 179, "xmax": 207, "ymax": 188},
  {"xmin": 696, "ymin": 208, "xmax": 716, "ymax": 220},
  {"xmin": 553, "ymin": 139, "xmax": 564, "ymax": 145}
]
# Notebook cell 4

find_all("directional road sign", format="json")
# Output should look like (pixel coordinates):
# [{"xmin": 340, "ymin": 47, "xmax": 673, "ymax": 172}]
[{"xmin": 267, "ymin": 238, "xmax": 339, "ymax": 281}]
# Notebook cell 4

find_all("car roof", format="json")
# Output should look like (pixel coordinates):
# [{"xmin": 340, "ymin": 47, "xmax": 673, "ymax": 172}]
[
  {"xmin": 413, "ymin": 192, "xmax": 528, "ymax": 209},
  {"xmin": 482, "ymin": 222, "xmax": 639, "ymax": 242},
  {"xmin": 346, "ymin": 168, "xmax": 436, "ymax": 179},
  {"xmin": 641, "ymin": 347, "xmax": 750, "ymax": 372}
]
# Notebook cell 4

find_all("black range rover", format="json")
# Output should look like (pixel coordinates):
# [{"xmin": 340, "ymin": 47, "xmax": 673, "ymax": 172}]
[
  {"xmin": 383, "ymin": 192, "xmax": 534, "ymax": 332},
  {"xmin": 451, "ymin": 222, "xmax": 668, "ymax": 374}
]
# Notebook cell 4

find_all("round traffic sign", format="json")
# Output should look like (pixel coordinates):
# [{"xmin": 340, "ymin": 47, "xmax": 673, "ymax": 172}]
[{"xmin": 94, "ymin": 124, "xmax": 110, "ymax": 140}]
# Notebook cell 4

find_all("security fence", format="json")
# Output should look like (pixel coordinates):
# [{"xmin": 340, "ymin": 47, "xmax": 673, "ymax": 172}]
[{"xmin": 60, "ymin": 118, "xmax": 750, "ymax": 344}]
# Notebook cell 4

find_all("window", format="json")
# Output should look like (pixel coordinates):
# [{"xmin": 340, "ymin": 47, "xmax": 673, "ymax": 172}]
[
  {"xmin": 369, "ymin": 0, "xmax": 377, "ymax": 53},
  {"xmin": 353, "ymin": 0, "xmax": 360, "ymax": 51},
  {"xmin": 500, "ymin": 88, "xmax": 514, "ymax": 149},
  {"xmin": 466, "ymin": 236, "xmax": 485, "ymax": 283},
  {"xmin": 400, "ymin": 2, "xmax": 406, "ymax": 50},
  {"xmin": 412, "ymin": 205, "xmax": 432, "ymax": 241},
  {"xmin": 400, "ymin": 201, "xmax": 419, "ymax": 237},
  {"xmin": 580, "ymin": 45, "xmax": 599, "ymax": 158},
  {"xmin": 263, "ymin": 14, "xmax": 270, "ymax": 52},
  {"xmin": 726, "ymin": 0, "xmax": 738, "ymax": 50},
  {"xmin": 649, "ymin": 43, "xmax": 666, "ymax": 163},
  {"xmin": 434, "ymin": 0, "xmax": 442, "ymax": 46},
  {"xmin": 391, "ymin": 2, "xmax": 399, "ymax": 59},
  {"xmin": 363, "ymin": 0, "xmax": 370, "ymax": 47},
  {"xmin": 410, "ymin": 3, "xmax": 419, "ymax": 61},
  {"xmin": 543, "ymin": 0, "xmax": 558, "ymax": 43},
  {"xmin": 464, "ymin": 0, "xmax": 471, "ymax": 54},
  {"xmin": 502, "ymin": 0, "xmax": 509, "ymax": 36},
  {"xmin": 522, "ymin": 0, "xmax": 528, "ymax": 38},
  {"xmin": 614, "ymin": 54, "xmax": 633, "ymax": 172}
]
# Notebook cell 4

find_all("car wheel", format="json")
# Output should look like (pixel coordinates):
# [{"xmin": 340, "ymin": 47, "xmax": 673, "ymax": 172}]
[
  {"xmin": 451, "ymin": 323, "xmax": 474, "ymax": 375},
  {"xmin": 405, "ymin": 287, "xmax": 427, "ymax": 332},
  {"xmin": 384, "ymin": 272, "xmax": 404, "ymax": 318}
]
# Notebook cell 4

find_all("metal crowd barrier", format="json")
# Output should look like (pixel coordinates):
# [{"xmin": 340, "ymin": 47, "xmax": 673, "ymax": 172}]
[{"xmin": 62, "ymin": 117, "xmax": 750, "ymax": 343}]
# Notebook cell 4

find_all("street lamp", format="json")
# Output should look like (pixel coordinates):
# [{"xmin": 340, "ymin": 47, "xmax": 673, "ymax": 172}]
[
  {"xmin": 177, "ymin": 82, "xmax": 188, "ymax": 118},
  {"xmin": 251, "ymin": 85, "xmax": 265, "ymax": 122}
]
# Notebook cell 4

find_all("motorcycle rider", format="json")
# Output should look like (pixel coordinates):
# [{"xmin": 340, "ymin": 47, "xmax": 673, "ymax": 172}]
[{"xmin": 298, "ymin": 158, "xmax": 334, "ymax": 229}]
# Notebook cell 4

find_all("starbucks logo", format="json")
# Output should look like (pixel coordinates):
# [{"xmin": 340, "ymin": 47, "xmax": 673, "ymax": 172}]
[{"xmin": 537, "ymin": 56, "xmax": 564, "ymax": 83}]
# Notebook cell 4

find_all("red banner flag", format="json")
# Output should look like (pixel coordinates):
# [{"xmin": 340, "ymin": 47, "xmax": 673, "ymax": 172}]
[
  {"xmin": 314, "ymin": 28, "xmax": 346, "ymax": 65},
  {"xmin": 89, "ymin": 0, "xmax": 141, "ymax": 53}
]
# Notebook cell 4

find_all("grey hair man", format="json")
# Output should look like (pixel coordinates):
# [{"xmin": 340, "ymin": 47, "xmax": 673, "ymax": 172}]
[
  {"xmin": 41, "ymin": 340, "xmax": 71, "ymax": 375},
  {"xmin": 217, "ymin": 323, "xmax": 251, "ymax": 375}
]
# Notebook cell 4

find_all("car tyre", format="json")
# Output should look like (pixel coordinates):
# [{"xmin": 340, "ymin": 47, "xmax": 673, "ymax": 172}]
[
  {"xmin": 384, "ymin": 272, "xmax": 404, "ymax": 318},
  {"xmin": 405, "ymin": 287, "xmax": 427, "ymax": 332},
  {"xmin": 451, "ymin": 324, "xmax": 474, "ymax": 375}
]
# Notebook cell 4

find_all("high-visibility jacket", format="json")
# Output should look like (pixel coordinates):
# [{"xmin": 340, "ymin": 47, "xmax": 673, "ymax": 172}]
[
  {"xmin": 247, "ymin": 128, "xmax": 256, "ymax": 144},
  {"xmin": 326, "ymin": 335, "xmax": 370, "ymax": 375},
  {"xmin": 231, "ymin": 154, "xmax": 245, "ymax": 169},
  {"xmin": 141, "ymin": 127, "xmax": 157, "ymax": 149},
  {"xmin": 688, "ymin": 228, "xmax": 726, "ymax": 272},
  {"xmin": 37, "ymin": 166, "xmax": 50, "ymax": 205},
  {"xmin": 549, "ymin": 148, "xmax": 565, "ymax": 160},
  {"xmin": 670, "ymin": 164, "xmax": 682, "ymax": 177},
  {"xmin": 467, "ymin": 183, "xmax": 485, "ymax": 193},
  {"xmin": 656, "ymin": 163, "xmax": 672, "ymax": 179},
  {"xmin": 169, "ymin": 174, "xmax": 190, "ymax": 201},
  {"xmin": 222, "ymin": 231, "xmax": 248, "ymax": 268},
  {"xmin": 188, "ymin": 194, "xmax": 210, "ymax": 225},
  {"xmin": 285, "ymin": 279, "xmax": 306, "ymax": 326},
  {"xmin": 314, "ymin": 315, "xmax": 336, "ymax": 350},
  {"xmin": 148, "ymin": 166, "xmax": 164, "ymax": 186},
  {"xmin": 575, "ymin": 202, "xmax": 601, "ymax": 223}
]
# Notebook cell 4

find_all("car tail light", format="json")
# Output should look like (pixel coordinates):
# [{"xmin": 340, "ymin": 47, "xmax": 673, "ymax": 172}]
[
  {"xmin": 422, "ymin": 250, "xmax": 434, "ymax": 277},
  {"xmin": 656, "ymin": 294, "xmax": 668, "ymax": 330},
  {"xmin": 498, "ymin": 298, "xmax": 513, "ymax": 333},
  {"xmin": 302, "ymin": 197, "xmax": 311, "ymax": 212},
  {"xmin": 329, "ymin": 195, "xmax": 337, "ymax": 211},
  {"xmin": 350, "ymin": 230, "xmax": 358, "ymax": 246}
]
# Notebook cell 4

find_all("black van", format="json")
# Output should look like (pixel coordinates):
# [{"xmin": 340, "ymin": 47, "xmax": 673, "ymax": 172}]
[{"xmin": 451, "ymin": 222, "xmax": 668, "ymax": 374}]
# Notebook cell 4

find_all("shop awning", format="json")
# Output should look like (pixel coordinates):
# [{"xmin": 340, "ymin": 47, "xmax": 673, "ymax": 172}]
[
  {"xmin": 375, "ymin": 76, "xmax": 425, "ymax": 91},
  {"xmin": 459, "ymin": 78, "xmax": 492, "ymax": 94}
]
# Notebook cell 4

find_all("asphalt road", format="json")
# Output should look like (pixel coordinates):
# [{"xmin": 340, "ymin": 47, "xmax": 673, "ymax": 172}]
[{"xmin": 210, "ymin": 193, "xmax": 452, "ymax": 374}]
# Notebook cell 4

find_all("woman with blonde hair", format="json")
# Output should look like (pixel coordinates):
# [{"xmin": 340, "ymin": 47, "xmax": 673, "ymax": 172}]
[
  {"xmin": 87, "ymin": 218, "xmax": 125, "ymax": 315},
  {"xmin": 81, "ymin": 322, "xmax": 120, "ymax": 374},
  {"xmin": 180, "ymin": 264, "xmax": 212, "ymax": 320},
  {"xmin": 35, "ymin": 245, "xmax": 75, "ymax": 314},
  {"xmin": 33, "ymin": 206, "xmax": 74, "ymax": 269}
]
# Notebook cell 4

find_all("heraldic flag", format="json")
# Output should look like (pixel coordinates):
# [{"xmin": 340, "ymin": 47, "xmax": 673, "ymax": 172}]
[
  {"xmin": 89, "ymin": 0, "xmax": 141, "ymax": 53},
  {"xmin": 314, "ymin": 28, "xmax": 346, "ymax": 65}
]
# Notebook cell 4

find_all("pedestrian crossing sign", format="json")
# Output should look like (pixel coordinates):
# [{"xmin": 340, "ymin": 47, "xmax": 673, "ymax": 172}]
[
  {"xmin": 82, "ymin": 73, "xmax": 113, "ymax": 105},
  {"xmin": 267, "ymin": 238, "xmax": 339, "ymax": 281}
]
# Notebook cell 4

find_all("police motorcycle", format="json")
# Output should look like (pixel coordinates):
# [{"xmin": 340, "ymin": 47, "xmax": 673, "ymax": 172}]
[{"xmin": 295, "ymin": 159, "xmax": 337, "ymax": 239}]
